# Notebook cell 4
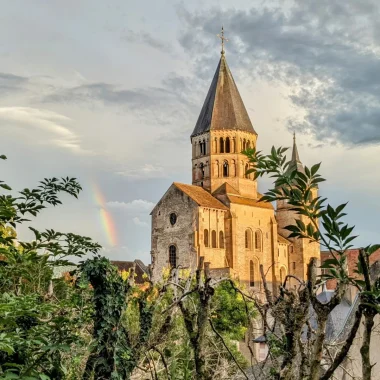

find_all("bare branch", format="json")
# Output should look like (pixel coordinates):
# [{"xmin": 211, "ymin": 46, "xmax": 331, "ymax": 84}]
[{"xmin": 209, "ymin": 318, "xmax": 249, "ymax": 380}]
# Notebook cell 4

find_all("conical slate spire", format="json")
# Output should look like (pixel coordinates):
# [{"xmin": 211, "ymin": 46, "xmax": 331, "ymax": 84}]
[
  {"xmin": 292, "ymin": 132, "xmax": 301, "ymax": 163},
  {"xmin": 191, "ymin": 54, "xmax": 257, "ymax": 137},
  {"xmin": 288, "ymin": 132, "xmax": 304, "ymax": 172}
]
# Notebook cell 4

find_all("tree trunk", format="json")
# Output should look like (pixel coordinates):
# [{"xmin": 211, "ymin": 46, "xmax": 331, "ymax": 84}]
[
  {"xmin": 361, "ymin": 311, "xmax": 375, "ymax": 380},
  {"xmin": 194, "ymin": 341, "xmax": 209, "ymax": 380},
  {"xmin": 310, "ymin": 316, "xmax": 327, "ymax": 380},
  {"xmin": 195, "ymin": 303, "xmax": 210, "ymax": 379}
]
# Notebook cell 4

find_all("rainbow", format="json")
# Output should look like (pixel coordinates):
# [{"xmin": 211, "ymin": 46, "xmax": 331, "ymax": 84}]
[{"xmin": 92, "ymin": 183, "xmax": 118, "ymax": 247}]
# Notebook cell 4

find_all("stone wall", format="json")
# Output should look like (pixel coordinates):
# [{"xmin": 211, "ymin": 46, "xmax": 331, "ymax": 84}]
[
  {"xmin": 277, "ymin": 242, "xmax": 289, "ymax": 283},
  {"xmin": 198, "ymin": 207, "xmax": 228, "ymax": 268},
  {"xmin": 151, "ymin": 185, "xmax": 198, "ymax": 281},
  {"xmin": 229, "ymin": 203, "xmax": 278, "ymax": 289}
]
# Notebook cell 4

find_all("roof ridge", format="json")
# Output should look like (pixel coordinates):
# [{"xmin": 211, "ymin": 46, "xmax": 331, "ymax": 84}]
[
  {"xmin": 212, "ymin": 182, "xmax": 240, "ymax": 196},
  {"xmin": 173, "ymin": 183, "xmax": 228, "ymax": 210}
]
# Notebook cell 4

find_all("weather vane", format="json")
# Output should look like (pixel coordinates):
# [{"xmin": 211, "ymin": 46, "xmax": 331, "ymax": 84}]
[{"xmin": 217, "ymin": 26, "xmax": 228, "ymax": 55}]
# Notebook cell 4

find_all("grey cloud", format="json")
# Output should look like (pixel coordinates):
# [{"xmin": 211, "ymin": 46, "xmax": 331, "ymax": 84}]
[
  {"xmin": 45, "ymin": 83, "xmax": 151, "ymax": 106},
  {"xmin": 43, "ymin": 74, "xmax": 199, "ymax": 127},
  {"xmin": 0, "ymin": 72, "xmax": 28, "ymax": 95},
  {"xmin": 123, "ymin": 29, "xmax": 173, "ymax": 54},
  {"xmin": 177, "ymin": 1, "xmax": 380, "ymax": 146}
]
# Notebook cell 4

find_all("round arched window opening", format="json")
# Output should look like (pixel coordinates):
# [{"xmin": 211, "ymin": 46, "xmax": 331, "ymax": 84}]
[{"xmin": 170, "ymin": 213, "xmax": 177, "ymax": 226}]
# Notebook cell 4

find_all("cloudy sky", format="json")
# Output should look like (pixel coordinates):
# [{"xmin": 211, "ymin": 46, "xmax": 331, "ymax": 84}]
[{"xmin": 1, "ymin": 0, "xmax": 379, "ymax": 263}]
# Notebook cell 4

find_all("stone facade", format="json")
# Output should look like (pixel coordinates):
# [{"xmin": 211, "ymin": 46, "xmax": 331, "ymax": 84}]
[
  {"xmin": 150, "ymin": 51, "xmax": 320, "ymax": 290},
  {"xmin": 151, "ymin": 185, "xmax": 199, "ymax": 274}
]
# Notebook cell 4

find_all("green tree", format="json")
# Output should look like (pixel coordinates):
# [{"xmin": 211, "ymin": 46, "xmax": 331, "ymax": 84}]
[
  {"xmin": 0, "ymin": 154, "xmax": 101, "ymax": 379},
  {"xmin": 244, "ymin": 146, "xmax": 380, "ymax": 380},
  {"xmin": 211, "ymin": 280, "xmax": 254, "ymax": 341}
]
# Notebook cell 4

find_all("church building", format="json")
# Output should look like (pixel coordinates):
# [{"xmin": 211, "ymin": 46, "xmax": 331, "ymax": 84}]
[{"xmin": 150, "ymin": 36, "xmax": 320, "ymax": 290}]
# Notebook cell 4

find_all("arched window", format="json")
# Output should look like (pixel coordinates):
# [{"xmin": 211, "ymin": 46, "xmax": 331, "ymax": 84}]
[
  {"xmin": 231, "ymin": 159, "xmax": 236, "ymax": 177},
  {"xmin": 255, "ymin": 230, "xmax": 262, "ymax": 251},
  {"xmin": 246, "ymin": 141, "xmax": 251, "ymax": 150},
  {"xmin": 223, "ymin": 161, "xmax": 229, "ymax": 177},
  {"xmin": 169, "ymin": 245, "xmax": 176, "ymax": 267},
  {"xmin": 203, "ymin": 139, "xmax": 206, "ymax": 155},
  {"xmin": 250, "ymin": 260, "xmax": 255, "ymax": 287},
  {"xmin": 245, "ymin": 229, "xmax": 252, "ymax": 249},
  {"xmin": 211, "ymin": 230, "xmax": 217, "ymax": 248},
  {"xmin": 220, "ymin": 137, "xmax": 224, "ymax": 153},
  {"xmin": 243, "ymin": 139, "xmax": 246, "ymax": 151},
  {"xmin": 280, "ymin": 267, "xmax": 286, "ymax": 284},
  {"xmin": 219, "ymin": 231, "xmax": 224, "ymax": 248},
  {"xmin": 225, "ymin": 137, "xmax": 230, "ymax": 153},
  {"xmin": 204, "ymin": 229, "xmax": 209, "ymax": 247},
  {"xmin": 214, "ymin": 160, "xmax": 219, "ymax": 178},
  {"xmin": 200, "ymin": 163, "xmax": 205, "ymax": 179}
]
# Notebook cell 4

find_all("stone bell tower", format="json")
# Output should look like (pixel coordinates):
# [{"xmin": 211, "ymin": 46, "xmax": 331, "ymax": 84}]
[
  {"xmin": 190, "ymin": 28, "xmax": 258, "ymax": 198},
  {"xmin": 276, "ymin": 134, "xmax": 320, "ymax": 282}
]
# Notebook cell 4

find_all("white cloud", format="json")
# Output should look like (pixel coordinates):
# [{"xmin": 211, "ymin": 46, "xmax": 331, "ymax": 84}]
[
  {"xmin": 0, "ymin": 106, "xmax": 92, "ymax": 155},
  {"xmin": 133, "ymin": 217, "xmax": 149, "ymax": 227},
  {"xmin": 106, "ymin": 199, "xmax": 155, "ymax": 212},
  {"xmin": 115, "ymin": 164, "xmax": 167, "ymax": 180},
  {"xmin": 107, "ymin": 199, "xmax": 152, "ymax": 229}
]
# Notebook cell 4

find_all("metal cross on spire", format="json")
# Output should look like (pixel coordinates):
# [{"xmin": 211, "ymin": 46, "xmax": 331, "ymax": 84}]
[{"xmin": 217, "ymin": 26, "xmax": 228, "ymax": 55}]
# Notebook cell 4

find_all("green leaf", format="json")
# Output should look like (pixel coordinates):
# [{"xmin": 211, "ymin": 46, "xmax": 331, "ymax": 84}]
[
  {"xmin": 295, "ymin": 220, "xmax": 306, "ymax": 231},
  {"xmin": 0, "ymin": 183, "xmax": 12, "ymax": 190},
  {"xmin": 343, "ymin": 236, "xmax": 358, "ymax": 246},
  {"xmin": 310, "ymin": 163, "xmax": 321, "ymax": 176},
  {"xmin": 320, "ymin": 258, "xmax": 339, "ymax": 269},
  {"xmin": 311, "ymin": 177, "xmax": 326, "ymax": 184},
  {"xmin": 368, "ymin": 244, "xmax": 380, "ymax": 255},
  {"xmin": 306, "ymin": 223, "xmax": 314, "ymax": 236},
  {"xmin": 335, "ymin": 203, "xmax": 348, "ymax": 215},
  {"xmin": 3, "ymin": 374, "xmax": 20, "ymax": 379}
]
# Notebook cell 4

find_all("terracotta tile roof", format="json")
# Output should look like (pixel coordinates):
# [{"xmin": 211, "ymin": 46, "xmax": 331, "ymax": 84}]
[
  {"xmin": 321, "ymin": 248, "xmax": 380, "ymax": 290},
  {"xmin": 174, "ymin": 183, "xmax": 228, "ymax": 210},
  {"xmin": 227, "ymin": 194, "xmax": 274, "ymax": 209},
  {"xmin": 278, "ymin": 234, "xmax": 291, "ymax": 245},
  {"xmin": 191, "ymin": 55, "xmax": 257, "ymax": 137}
]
